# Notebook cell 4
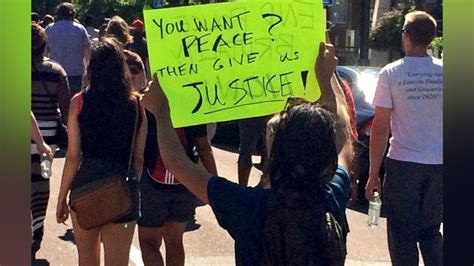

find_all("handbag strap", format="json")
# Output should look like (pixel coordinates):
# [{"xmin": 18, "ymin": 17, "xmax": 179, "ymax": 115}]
[
  {"xmin": 126, "ymin": 97, "xmax": 140, "ymax": 179},
  {"xmin": 33, "ymin": 62, "xmax": 58, "ymax": 109}
]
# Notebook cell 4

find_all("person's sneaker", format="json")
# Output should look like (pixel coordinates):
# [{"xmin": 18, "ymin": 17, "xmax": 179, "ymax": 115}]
[{"xmin": 185, "ymin": 216, "xmax": 201, "ymax": 232}]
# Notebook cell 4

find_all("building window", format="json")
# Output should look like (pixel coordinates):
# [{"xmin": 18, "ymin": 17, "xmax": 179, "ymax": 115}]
[{"xmin": 329, "ymin": 0, "xmax": 348, "ymax": 24}]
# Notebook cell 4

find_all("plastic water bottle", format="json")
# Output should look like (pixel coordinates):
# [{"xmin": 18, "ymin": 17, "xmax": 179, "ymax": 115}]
[
  {"xmin": 40, "ymin": 153, "xmax": 52, "ymax": 179},
  {"xmin": 367, "ymin": 192, "xmax": 382, "ymax": 228}
]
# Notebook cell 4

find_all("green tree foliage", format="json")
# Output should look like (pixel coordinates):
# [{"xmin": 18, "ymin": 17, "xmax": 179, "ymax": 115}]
[
  {"xmin": 32, "ymin": 0, "xmax": 63, "ymax": 17},
  {"xmin": 33, "ymin": 0, "xmax": 229, "ymax": 26},
  {"xmin": 429, "ymin": 37, "xmax": 443, "ymax": 51},
  {"xmin": 429, "ymin": 37, "xmax": 443, "ymax": 58},
  {"xmin": 75, "ymin": 0, "xmax": 148, "ymax": 26},
  {"xmin": 369, "ymin": 9, "xmax": 406, "ymax": 53}
]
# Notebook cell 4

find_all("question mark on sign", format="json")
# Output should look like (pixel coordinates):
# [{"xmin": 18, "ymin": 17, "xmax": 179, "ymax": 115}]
[{"xmin": 262, "ymin": 13, "xmax": 283, "ymax": 41}]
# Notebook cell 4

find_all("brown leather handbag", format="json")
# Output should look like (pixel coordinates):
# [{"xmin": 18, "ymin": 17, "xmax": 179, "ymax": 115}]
[{"xmin": 68, "ymin": 99, "xmax": 139, "ymax": 230}]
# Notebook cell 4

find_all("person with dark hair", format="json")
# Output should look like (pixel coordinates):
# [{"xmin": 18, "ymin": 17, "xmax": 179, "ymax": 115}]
[
  {"xmin": 32, "ymin": 12, "xmax": 41, "ymax": 23},
  {"xmin": 366, "ymin": 11, "xmax": 442, "ymax": 266},
  {"xmin": 40, "ymin": 14, "xmax": 54, "ymax": 29},
  {"xmin": 141, "ymin": 42, "xmax": 353, "ymax": 265},
  {"xmin": 54, "ymin": 2, "xmax": 75, "ymax": 21},
  {"xmin": 106, "ymin": 16, "xmax": 147, "ymax": 92},
  {"xmin": 31, "ymin": 22, "xmax": 71, "ymax": 259},
  {"xmin": 45, "ymin": 2, "xmax": 91, "ymax": 95},
  {"xmin": 55, "ymin": 37, "xmax": 147, "ymax": 266}
]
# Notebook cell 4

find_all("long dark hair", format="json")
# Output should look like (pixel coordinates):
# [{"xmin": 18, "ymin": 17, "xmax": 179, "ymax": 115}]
[
  {"xmin": 86, "ymin": 37, "xmax": 134, "ymax": 103},
  {"xmin": 268, "ymin": 103, "xmax": 338, "ymax": 205},
  {"xmin": 32, "ymin": 23, "xmax": 47, "ymax": 60}
]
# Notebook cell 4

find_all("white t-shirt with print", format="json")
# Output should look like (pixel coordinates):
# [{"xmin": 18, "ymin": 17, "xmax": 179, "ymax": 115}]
[{"xmin": 373, "ymin": 56, "xmax": 443, "ymax": 164}]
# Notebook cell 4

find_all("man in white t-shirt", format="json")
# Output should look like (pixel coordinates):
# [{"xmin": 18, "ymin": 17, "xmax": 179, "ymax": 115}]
[{"xmin": 365, "ymin": 11, "xmax": 442, "ymax": 266}]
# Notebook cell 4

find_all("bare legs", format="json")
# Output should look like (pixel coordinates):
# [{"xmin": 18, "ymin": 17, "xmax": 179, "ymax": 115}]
[
  {"xmin": 139, "ymin": 221, "xmax": 187, "ymax": 266},
  {"xmin": 71, "ymin": 211, "xmax": 136, "ymax": 266}
]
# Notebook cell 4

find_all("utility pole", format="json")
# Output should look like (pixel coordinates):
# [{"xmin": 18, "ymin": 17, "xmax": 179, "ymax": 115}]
[{"xmin": 357, "ymin": 0, "xmax": 370, "ymax": 65}]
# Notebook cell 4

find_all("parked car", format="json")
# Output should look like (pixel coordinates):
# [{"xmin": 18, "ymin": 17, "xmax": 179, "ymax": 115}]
[
  {"xmin": 336, "ymin": 66, "xmax": 379, "ymax": 136},
  {"xmin": 336, "ymin": 66, "xmax": 387, "ymax": 202}
]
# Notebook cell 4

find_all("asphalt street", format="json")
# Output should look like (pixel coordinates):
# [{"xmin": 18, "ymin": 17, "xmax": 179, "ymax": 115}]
[{"xmin": 33, "ymin": 145, "xmax": 427, "ymax": 265}]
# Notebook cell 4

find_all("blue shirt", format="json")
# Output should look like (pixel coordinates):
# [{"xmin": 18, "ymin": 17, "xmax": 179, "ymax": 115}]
[
  {"xmin": 45, "ymin": 20, "xmax": 91, "ymax": 76},
  {"xmin": 207, "ymin": 166, "xmax": 351, "ymax": 265}
]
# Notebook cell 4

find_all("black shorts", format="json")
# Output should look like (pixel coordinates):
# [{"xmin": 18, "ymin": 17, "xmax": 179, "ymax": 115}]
[
  {"xmin": 114, "ymin": 177, "xmax": 140, "ymax": 223},
  {"xmin": 138, "ymin": 173, "xmax": 196, "ymax": 228}
]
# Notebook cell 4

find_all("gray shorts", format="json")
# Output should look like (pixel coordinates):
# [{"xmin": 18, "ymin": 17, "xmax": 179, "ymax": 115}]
[{"xmin": 138, "ymin": 174, "xmax": 195, "ymax": 228}]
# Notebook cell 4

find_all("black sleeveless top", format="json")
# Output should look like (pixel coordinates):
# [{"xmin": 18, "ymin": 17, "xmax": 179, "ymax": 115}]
[{"xmin": 78, "ymin": 91, "xmax": 142, "ymax": 168}]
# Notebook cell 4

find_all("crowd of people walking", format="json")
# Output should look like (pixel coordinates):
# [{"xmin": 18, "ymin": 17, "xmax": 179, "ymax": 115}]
[{"xmin": 31, "ymin": 2, "xmax": 443, "ymax": 265}]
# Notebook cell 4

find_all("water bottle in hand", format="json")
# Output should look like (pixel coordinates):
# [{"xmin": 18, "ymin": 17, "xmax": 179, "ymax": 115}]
[
  {"xmin": 367, "ymin": 192, "xmax": 382, "ymax": 228},
  {"xmin": 40, "ymin": 153, "xmax": 52, "ymax": 179}
]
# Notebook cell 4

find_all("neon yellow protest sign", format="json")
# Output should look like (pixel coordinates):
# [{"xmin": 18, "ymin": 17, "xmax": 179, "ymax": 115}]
[{"xmin": 144, "ymin": 0, "xmax": 325, "ymax": 127}]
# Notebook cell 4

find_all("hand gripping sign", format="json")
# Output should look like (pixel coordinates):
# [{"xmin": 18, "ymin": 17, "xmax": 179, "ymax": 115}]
[{"xmin": 144, "ymin": 0, "xmax": 325, "ymax": 127}]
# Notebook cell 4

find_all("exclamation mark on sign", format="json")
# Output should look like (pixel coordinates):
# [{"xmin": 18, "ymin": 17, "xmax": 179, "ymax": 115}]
[{"xmin": 300, "ymin": 70, "xmax": 309, "ymax": 94}]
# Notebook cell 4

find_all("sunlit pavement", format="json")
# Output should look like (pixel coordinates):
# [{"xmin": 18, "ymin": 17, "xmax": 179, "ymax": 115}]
[{"xmin": 34, "ymin": 146, "xmax": 437, "ymax": 265}]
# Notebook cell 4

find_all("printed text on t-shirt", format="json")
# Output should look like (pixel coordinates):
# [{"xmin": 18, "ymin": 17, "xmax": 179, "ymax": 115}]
[{"xmin": 399, "ymin": 72, "xmax": 442, "ymax": 101}]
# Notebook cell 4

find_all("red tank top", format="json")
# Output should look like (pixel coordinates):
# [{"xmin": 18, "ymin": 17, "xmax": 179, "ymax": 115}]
[{"xmin": 149, "ymin": 128, "xmax": 186, "ymax": 185}]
